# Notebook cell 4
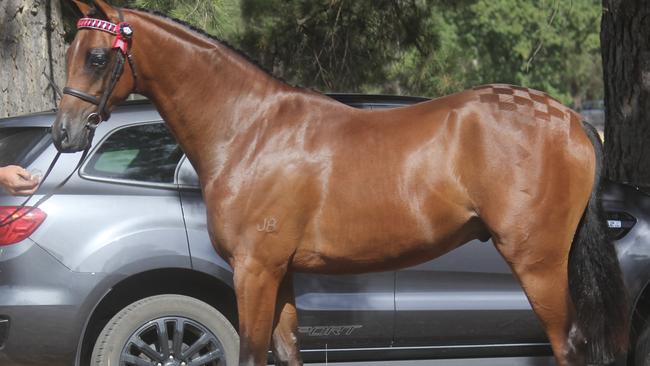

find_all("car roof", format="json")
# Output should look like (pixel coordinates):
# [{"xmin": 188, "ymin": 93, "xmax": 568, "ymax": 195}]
[{"xmin": 0, "ymin": 94, "xmax": 431, "ymax": 128}]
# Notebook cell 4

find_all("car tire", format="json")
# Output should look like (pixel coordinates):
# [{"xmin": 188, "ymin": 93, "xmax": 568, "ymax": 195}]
[
  {"xmin": 91, "ymin": 294, "xmax": 239, "ymax": 365},
  {"xmin": 638, "ymin": 321, "xmax": 650, "ymax": 366}
]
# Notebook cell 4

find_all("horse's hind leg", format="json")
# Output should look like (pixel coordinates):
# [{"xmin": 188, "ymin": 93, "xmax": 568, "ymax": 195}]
[
  {"xmin": 271, "ymin": 273, "xmax": 302, "ymax": 365},
  {"xmin": 493, "ymin": 228, "xmax": 585, "ymax": 366}
]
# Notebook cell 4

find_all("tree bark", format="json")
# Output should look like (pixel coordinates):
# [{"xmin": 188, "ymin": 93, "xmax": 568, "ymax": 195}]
[
  {"xmin": 602, "ymin": 0, "xmax": 650, "ymax": 185},
  {"xmin": 0, "ymin": 0, "xmax": 66, "ymax": 118}
]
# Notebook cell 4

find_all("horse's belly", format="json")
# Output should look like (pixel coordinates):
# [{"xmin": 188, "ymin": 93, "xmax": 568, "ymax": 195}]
[
  {"xmin": 290, "ymin": 239, "xmax": 456, "ymax": 274},
  {"xmin": 290, "ymin": 220, "xmax": 483, "ymax": 274}
]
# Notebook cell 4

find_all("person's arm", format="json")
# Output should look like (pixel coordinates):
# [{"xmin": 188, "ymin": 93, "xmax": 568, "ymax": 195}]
[{"xmin": 0, "ymin": 166, "xmax": 39, "ymax": 196}]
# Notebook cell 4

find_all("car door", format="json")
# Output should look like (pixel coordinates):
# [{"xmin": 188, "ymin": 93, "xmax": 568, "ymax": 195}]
[
  {"xmin": 175, "ymin": 157, "xmax": 395, "ymax": 350},
  {"xmin": 393, "ymin": 239, "xmax": 548, "ymax": 350},
  {"xmin": 34, "ymin": 121, "xmax": 191, "ymax": 273}
]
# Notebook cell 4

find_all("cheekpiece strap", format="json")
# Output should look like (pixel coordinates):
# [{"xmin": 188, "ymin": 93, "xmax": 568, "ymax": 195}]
[{"xmin": 76, "ymin": 17, "xmax": 133, "ymax": 55}]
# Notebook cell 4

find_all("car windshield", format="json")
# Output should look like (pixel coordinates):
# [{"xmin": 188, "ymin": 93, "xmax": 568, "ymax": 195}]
[{"xmin": 0, "ymin": 127, "xmax": 50, "ymax": 166}]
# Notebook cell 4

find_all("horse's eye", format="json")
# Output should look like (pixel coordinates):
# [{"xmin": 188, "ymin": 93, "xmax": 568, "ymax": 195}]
[{"xmin": 88, "ymin": 48, "xmax": 108, "ymax": 68}]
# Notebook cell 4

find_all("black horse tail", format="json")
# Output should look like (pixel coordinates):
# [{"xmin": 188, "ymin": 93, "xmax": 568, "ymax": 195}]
[{"xmin": 568, "ymin": 121, "xmax": 629, "ymax": 363}]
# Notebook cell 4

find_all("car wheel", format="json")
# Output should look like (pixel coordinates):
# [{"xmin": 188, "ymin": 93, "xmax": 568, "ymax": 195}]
[
  {"xmin": 91, "ymin": 294, "xmax": 239, "ymax": 365},
  {"xmin": 637, "ymin": 321, "xmax": 650, "ymax": 366}
]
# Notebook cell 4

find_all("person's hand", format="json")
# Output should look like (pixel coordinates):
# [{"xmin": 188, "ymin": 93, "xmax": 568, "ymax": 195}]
[{"xmin": 0, "ymin": 166, "xmax": 39, "ymax": 196}]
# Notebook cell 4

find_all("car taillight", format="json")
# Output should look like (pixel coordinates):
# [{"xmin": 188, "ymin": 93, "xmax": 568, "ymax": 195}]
[{"xmin": 0, "ymin": 206, "xmax": 46, "ymax": 246}]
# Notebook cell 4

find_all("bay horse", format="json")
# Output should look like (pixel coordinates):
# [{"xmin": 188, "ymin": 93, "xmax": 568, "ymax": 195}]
[{"xmin": 53, "ymin": 1, "xmax": 628, "ymax": 365}]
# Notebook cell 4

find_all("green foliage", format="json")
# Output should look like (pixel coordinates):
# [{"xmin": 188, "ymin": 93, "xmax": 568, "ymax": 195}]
[
  {"xmin": 386, "ymin": 2, "xmax": 472, "ymax": 96},
  {"xmin": 240, "ymin": 0, "xmax": 423, "ymax": 92},
  {"xmin": 129, "ymin": 0, "xmax": 242, "ymax": 38},
  {"xmin": 457, "ymin": 0, "xmax": 603, "ymax": 104},
  {"xmin": 239, "ymin": 0, "xmax": 603, "ymax": 104}
]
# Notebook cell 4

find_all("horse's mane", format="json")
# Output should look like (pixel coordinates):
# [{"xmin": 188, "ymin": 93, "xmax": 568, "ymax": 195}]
[{"xmin": 122, "ymin": 6, "xmax": 298, "ymax": 89}]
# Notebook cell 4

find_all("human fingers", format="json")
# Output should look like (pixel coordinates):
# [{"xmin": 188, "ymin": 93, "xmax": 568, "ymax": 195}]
[
  {"xmin": 3, "ymin": 165, "xmax": 32, "ymax": 181},
  {"xmin": 14, "ymin": 187, "xmax": 37, "ymax": 196},
  {"xmin": 14, "ymin": 167, "xmax": 32, "ymax": 181},
  {"xmin": 10, "ymin": 179, "xmax": 38, "ymax": 191}
]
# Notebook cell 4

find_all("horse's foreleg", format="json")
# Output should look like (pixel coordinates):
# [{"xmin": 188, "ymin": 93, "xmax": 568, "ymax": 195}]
[
  {"xmin": 233, "ymin": 258, "xmax": 286, "ymax": 366},
  {"xmin": 494, "ymin": 234, "xmax": 585, "ymax": 366},
  {"xmin": 271, "ymin": 273, "xmax": 302, "ymax": 366}
]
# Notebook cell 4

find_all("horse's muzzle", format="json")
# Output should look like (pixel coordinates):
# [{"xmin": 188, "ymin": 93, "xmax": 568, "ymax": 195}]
[{"xmin": 51, "ymin": 116, "xmax": 94, "ymax": 153}]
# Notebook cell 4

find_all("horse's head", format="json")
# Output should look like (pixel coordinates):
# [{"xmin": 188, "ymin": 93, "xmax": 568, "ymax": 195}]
[{"xmin": 52, "ymin": 0, "xmax": 136, "ymax": 153}]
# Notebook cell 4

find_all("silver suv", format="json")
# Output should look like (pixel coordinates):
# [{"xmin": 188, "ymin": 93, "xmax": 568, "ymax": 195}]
[{"xmin": 0, "ymin": 96, "xmax": 648, "ymax": 366}]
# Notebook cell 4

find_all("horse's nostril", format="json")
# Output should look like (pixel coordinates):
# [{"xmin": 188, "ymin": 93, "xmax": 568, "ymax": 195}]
[{"xmin": 60, "ymin": 127, "xmax": 69, "ymax": 142}]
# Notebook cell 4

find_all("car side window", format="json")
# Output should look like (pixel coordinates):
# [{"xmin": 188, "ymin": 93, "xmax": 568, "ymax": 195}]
[{"xmin": 83, "ymin": 122, "xmax": 183, "ymax": 184}]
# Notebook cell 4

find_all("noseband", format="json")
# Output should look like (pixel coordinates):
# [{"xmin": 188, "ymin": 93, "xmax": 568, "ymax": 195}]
[{"xmin": 62, "ymin": 10, "xmax": 137, "ymax": 129}]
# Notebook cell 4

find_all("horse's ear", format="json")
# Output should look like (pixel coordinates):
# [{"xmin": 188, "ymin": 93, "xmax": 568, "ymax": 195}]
[
  {"xmin": 69, "ymin": 0, "xmax": 92, "ymax": 17},
  {"xmin": 91, "ymin": 0, "xmax": 119, "ymax": 22}
]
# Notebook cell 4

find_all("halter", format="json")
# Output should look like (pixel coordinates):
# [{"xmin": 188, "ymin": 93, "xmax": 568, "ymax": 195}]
[
  {"xmin": 62, "ymin": 10, "xmax": 137, "ymax": 130},
  {"xmin": 0, "ymin": 10, "xmax": 136, "ymax": 227}
]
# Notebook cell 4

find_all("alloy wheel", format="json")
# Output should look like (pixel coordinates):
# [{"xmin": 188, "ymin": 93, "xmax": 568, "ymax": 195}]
[{"xmin": 120, "ymin": 316, "xmax": 226, "ymax": 366}]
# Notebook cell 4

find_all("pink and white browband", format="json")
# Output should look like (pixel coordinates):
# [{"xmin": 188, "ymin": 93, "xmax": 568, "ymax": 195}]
[
  {"xmin": 77, "ymin": 18, "xmax": 119, "ymax": 35},
  {"xmin": 76, "ymin": 17, "xmax": 133, "ymax": 55}
]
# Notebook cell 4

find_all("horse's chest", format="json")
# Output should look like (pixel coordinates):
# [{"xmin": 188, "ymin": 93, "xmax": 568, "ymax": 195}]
[{"xmin": 202, "ymin": 171, "xmax": 311, "ymax": 251}]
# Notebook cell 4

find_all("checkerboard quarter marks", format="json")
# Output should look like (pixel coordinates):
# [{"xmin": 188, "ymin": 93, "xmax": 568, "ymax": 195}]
[
  {"xmin": 474, "ymin": 84, "xmax": 572, "ymax": 122},
  {"xmin": 54, "ymin": 2, "xmax": 629, "ymax": 365}
]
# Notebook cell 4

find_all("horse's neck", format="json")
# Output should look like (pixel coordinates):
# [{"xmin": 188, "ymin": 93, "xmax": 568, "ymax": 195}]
[{"xmin": 128, "ymin": 10, "xmax": 295, "ymax": 179}]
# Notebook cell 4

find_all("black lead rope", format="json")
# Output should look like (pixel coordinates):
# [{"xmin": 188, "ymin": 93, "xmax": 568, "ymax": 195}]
[{"xmin": 0, "ymin": 145, "xmax": 90, "ymax": 227}]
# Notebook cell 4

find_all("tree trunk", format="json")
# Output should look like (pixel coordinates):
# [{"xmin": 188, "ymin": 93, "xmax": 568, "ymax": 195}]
[
  {"xmin": 601, "ymin": 0, "xmax": 650, "ymax": 186},
  {"xmin": 0, "ymin": 0, "xmax": 66, "ymax": 118}
]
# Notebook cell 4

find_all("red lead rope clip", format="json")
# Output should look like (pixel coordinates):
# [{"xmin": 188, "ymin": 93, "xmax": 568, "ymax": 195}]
[{"xmin": 112, "ymin": 23, "xmax": 133, "ymax": 55}]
